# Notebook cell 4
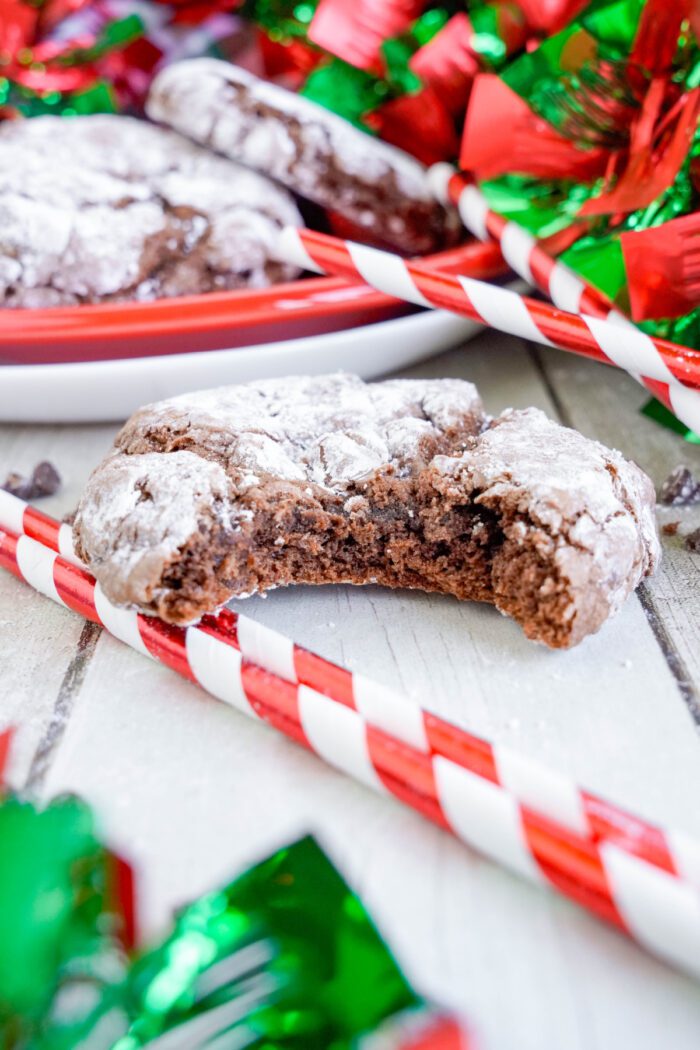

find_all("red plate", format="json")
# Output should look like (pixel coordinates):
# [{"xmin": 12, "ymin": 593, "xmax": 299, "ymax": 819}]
[{"xmin": 0, "ymin": 241, "xmax": 505, "ymax": 365}]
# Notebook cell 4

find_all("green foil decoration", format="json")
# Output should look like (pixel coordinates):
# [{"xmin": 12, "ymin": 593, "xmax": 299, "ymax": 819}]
[
  {"xmin": 477, "ymin": 0, "xmax": 700, "ymax": 357},
  {"xmin": 300, "ymin": 2, "xmax": 521, "ymax": 130},
  {"xmin": 115, "ymin": 836, "xmax": 419, "ymax": 1048},
  {"xmin": 503, "ymin": 0, "xmax": 646, "ymax": 142},
  {"xmin": 469, "ymin": 1, "xmax": 520, "ymax": 67},
  {"xmin": 0, "ymin": 803, "xmax": 426, "ymax": 1050},
  {"xmin": 301, "ymin": 59, "xmax": 389, "ymax": 128},
  {"xmin": 642, "ymin": 399, "xmax": 700, "ymax": 443},
  {"xmin": 1, "ymin": 80, "xmax": 118, "ymax": 119},
  {"xmin": 480, "ymin": 174, "xmax": 598, "ymax": 236},
  {"xmin": 242, "ymin": 0, "xmax": 320, "ymax": 41},
  {"xmin": 0, "ymin": 796, "xmax": 127, "ymax": 1049}
]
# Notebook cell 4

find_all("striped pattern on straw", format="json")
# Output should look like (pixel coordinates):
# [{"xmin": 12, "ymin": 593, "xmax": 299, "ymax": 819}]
[
  {"xmin": 271, "ymin": 225, "xmax": 700, "ymax": 436},
  {"xmin": 427, "ymin": 164, "xmax": 700, "ymax": 433},
  {"xmin": 1, "ymin": 490, "xmax": 700, "ymax": 981}
]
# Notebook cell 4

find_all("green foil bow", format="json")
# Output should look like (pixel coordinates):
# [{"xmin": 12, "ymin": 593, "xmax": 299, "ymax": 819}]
[{"xmin": 0, "ymin": 793, "xmax": 435, "ymax": 1050}]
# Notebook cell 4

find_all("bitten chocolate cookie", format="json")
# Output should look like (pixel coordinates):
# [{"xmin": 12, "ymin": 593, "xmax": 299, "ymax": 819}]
[
  {"xmin": 146, "ymin": 59, "xmax": 459, "ymax": 255},
  {"xmin": 0, "ymin": 114, "xmax": 302, "ymax": 308},
  {"xmin": 73, "ymin": 374, "xmax": 659, "ymax": 648}
]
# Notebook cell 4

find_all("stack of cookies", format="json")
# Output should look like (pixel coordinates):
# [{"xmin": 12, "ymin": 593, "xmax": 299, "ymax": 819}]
[{"xmin": 0, "ymin": 59, "xmax": 458, "ymax": 309}]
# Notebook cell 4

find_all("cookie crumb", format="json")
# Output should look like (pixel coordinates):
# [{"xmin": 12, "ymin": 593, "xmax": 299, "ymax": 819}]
[
  {"xmin": 659, "ymin": 466, "xmax": 700, "ymax": 506},
  {"xmin": 662, "ymin": 521, "xmax": 680, "ymax": 536},
  {"xmin": 685, "ymin": 527, "xmax": 700, "ymax": 553},
  {"xmin": 2, "ymin": 460, "xmax": 61, "ymax": 500}
]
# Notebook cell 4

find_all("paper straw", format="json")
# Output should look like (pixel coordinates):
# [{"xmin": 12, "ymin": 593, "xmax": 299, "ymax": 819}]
[
  {"xmin": 271, "ymin": 225, "xmax": 700, "ymax": 434},
  {"xmin": 2, "ymin": 508, "xmax": 700, "ymax": 978},
  {"xmin": 429, "ymin": 166, "xmax": 623, "ymax": 321},
  {"xmin": 427, "ymin": 164, "xmax": 696, "ymax": 427},
  {"xmin": 2, "ymin": 489, "xmax": 698, "ymax": 887}
]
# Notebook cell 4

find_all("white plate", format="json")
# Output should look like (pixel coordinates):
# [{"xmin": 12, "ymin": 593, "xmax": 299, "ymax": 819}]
[{"xmin": 0, "ymin": 309, "xmax": 482, "ymax": 423}]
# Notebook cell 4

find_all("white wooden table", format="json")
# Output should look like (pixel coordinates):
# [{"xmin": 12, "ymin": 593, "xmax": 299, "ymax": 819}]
[{"xmin": 2, "ymin": 330, "xmax": 700, "ymax": 1049}]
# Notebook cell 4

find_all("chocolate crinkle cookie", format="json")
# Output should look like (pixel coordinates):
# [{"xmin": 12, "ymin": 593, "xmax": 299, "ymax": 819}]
[
  {"xmin": 0, "ymin": 114, "xmax": 302, "ymax": 308},
  {"xmin": 73, "ymin": 374, "xmax": 660, "ymax": 649},
  {"xmin": 146, "ymin": 59, "xmax": 460, "ymax": 255}
]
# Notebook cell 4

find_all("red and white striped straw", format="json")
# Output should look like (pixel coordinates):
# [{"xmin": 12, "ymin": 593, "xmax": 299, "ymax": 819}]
[
  {"xmin": 429, "ymin": 166, "xmax": 623, "ymax": 321},
  {"xmin": 271, "ymin": 225, "xmax": 700, "ymax": 435},
  {"xmin": 2, "ymin": 494, "xmax": 700, "ymax": 980},
  {"xmin": 427, "ymin": 164, "xmax": 698, "ymax": 428},
  {"xmin": 4, "ymin": 489, "xmax": 700, "ymax": 883}
]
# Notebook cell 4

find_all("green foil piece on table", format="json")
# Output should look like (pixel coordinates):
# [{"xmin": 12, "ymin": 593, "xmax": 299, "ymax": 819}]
[
  {"xmin": 1, "ymin": 813, "xmax": 427, "ymax": 1049},
  {"xmin": 116, "ymin": 836, "xmax": 419, "ymax": 1048},
  {"xmin": 0, "ymin": 796, "xmax": 127, "ymax": 1049},
  {"xmin": 641, "ymin": 399, "xmax": 700, "ymax": 443}
]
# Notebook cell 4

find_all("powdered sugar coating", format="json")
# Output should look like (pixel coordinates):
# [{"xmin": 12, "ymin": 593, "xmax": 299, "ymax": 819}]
[
  {"xmin": 0, "ymin": 114, "xmax": 302, "ymax": 307},
  {"xmin": 74, "ymin": 451, "xmax": 234, "ymax": 608},
  {"xmin": 117, "ymin": 373, "xmax": 485, "ymax": 491},
  {"xmin": 433, "ymin": 407, "xmax": 660, "ymax": 633},
  {"xmin": 146, "ymin": 59, "xmax": 458, "ymax": 253}
]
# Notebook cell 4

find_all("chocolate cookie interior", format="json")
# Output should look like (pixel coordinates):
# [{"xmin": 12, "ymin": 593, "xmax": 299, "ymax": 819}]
[{"xmin": 73, "ymin": 374, "xmax": 659, "ymax": 649}]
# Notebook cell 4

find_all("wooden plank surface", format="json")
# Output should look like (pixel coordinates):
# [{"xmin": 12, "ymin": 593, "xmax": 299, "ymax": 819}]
[
  {"xmin": 2, "ymin": 331, "xmax": 700, "ymax": 1050},
  {"xmin": 534, "ymin": 347, "xmax": 700, "ymax": 721},
  {"xmin": 0, "ymin": 423, "xmax": 114, "ymax": 784}
]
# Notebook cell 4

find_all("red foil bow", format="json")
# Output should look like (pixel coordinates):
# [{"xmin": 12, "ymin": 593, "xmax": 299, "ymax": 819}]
[
  {"xmin": 461, "ymin": 74, "xmax": 608, "ymax": 180},
  {"xmin": 308, "ymin": 0, "xmax": 427, "ymax": 73},
  {"xmin": 579, "ymin": 83, "xmax": 700, "ymax": 216},
  {"xmin": 622, "ymin": 214, "xmax": 700, "ymax": 322},
  {"xmin": 410, "ymin": 12, "xmax": 485, "ymax": 115},
  {"xmin": 513, "ymin": 0, "xmax": 589, "ymax": 34}
]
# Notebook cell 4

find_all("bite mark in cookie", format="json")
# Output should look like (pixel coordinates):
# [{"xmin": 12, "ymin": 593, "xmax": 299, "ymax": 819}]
[
  {"xmin": 146, "ymin": 59, "xmax": 459, "ymax": 255},
  {"xmin": 73, "ymin": 374, "xmax": 659, "ymax": 648},
  {"xmin": 0, "ymin": 115, "xmax": 302, "ymax": 307}
]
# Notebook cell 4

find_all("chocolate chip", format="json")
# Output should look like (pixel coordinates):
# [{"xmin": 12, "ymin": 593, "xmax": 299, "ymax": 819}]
[
  {"xmin": 662, "ymin": 521, "xmax": 680, "ymax": 536},
  {"xmin": 659, "ymin": 466, "xmax": 700, "ymax": 506},
  {"xmin": 685, "ymin": 527, "xmax": 700, "ymax": 553},
  {"xmin": 1, "ymin": 472, "xmax": 35, "ymax": 500},
  {"xmin": 1, "ymin": 460, "xmax": 62, "ymax": 501},
  {"xmin": 31, "ymin": 461, "xmax": 61, "ymax": 497}
]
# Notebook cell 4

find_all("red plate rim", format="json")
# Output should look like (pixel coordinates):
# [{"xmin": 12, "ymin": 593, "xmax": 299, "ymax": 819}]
[{"xmin": 0, "ymin": 240, "xmax": 505, "ymax": 347}]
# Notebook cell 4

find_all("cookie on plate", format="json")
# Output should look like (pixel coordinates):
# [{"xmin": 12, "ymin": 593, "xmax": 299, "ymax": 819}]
[
  {"xmin": 73, "ymin": 373, "xmax": 659, "ymax": 648},
  {"xmin": 146, "ymin": 59, "xmax": 460, "ymax": 255},
  {"xmin": 0, "ymin": 114, "xmax": 303, "ymax": 308}
]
